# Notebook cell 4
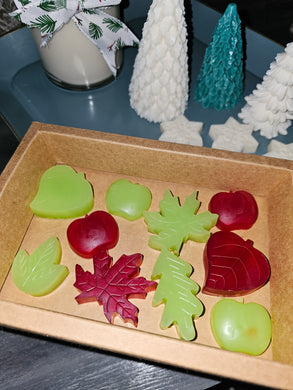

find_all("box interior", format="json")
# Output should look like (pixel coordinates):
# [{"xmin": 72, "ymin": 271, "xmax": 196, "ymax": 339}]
[{"xmin": 1, "ymin": 122, "xmax": 293, "ymax": 387}]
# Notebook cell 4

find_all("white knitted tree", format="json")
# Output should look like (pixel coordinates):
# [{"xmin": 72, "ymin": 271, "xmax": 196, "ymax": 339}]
[
  {"xmin": 239, "ymin": 42, "xmax": 293, "ymax": 139},
  {"xmin": 129, "ymin": 0, "xmax": 189, "ymax": 123}
]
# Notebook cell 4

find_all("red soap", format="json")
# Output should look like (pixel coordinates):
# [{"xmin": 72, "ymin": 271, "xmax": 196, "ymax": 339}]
[
  {"xmin": 208, "ymin": 190, "xmax": 258, "ymax": 231},
  {"xmin": 203, "ymin": 231, "xmax": 270, "ymax": 296},
  {"xmin": 67, "ymin": 210, "xmax": 119, "ymax": 258},
  {"xmin": 74, "ymin": 249, "xmax": 157, "ymax": 326}
]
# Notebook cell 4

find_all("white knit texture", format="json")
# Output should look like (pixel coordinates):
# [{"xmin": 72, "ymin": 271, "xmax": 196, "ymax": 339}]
[{"xmin": 129, "ymin": 0, "xmax": 189, "ymax": 123}]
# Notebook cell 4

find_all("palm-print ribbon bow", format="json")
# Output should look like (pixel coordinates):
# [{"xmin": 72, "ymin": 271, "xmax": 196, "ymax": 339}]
[{"xmin": 10, "ymin": 0, "xmax": 139, "ymax": 75}]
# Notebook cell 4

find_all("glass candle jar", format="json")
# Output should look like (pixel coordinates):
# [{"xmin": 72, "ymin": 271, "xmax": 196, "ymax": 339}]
[{"xmin": 30, "ymin": 6, "xmax": 122, "ymax": 90}]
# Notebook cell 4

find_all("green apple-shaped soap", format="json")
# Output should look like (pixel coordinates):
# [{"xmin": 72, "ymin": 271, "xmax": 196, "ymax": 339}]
[
  {"xmin": 30, "ymin": 165, "xmax": 94, "ymax": 218},
  {"xmin": 105, "ymin": 179, "xmax": 152, "ymax": 221},
  {"xmin": 211, "ymin": 299, "xmax": 272, "ymax": 355},
  {"xmin": 12, "ymin": 237, "xmax": 69, "ymax": 296}
]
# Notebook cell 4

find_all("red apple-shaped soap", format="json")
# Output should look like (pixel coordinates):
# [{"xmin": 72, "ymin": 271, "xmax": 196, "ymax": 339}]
[
  {"xmin": 67, "ymin": 211, "xmax": 119, "ymax": 258},
  {"xmin": 208, "ymin": 190, "xmax": 258, "ymax": 231},
  {"xmin": 203, "ymin": 231, "xmax": 270, "ymax": 296}
]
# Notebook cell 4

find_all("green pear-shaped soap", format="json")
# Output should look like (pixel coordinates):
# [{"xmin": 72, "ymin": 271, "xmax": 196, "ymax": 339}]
[{"xmin": 30, "ymin": 165, "xmax": 94, "ymax": 218}]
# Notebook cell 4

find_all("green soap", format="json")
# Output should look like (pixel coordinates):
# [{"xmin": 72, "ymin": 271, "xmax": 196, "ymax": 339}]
[
  {"xmin": 106, "ymin": 179, "xmax": 152, "ymax": 221},
  {"xmin": 12, "ymin": 237, "xmax": 69, "ymax": 297},
  {"xmin": 144, "ymin": 190, "xmax": 218, "ymax": 255},
  {"xmin": 30, "ymin": 165, "xmax": 94, "ymax": 218},
  {"xmin": 151, "ymin": 248, "xmax": 204, "ymax": 341},
  {"xmin": 210, "ymin": 299, "xmax": 272, "ymax": 355}
]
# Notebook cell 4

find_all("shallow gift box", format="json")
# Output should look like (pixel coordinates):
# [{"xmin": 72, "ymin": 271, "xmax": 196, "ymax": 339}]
[{"xmin": 0, "ymin": 122, "xmax": 293, "ymax": 389}]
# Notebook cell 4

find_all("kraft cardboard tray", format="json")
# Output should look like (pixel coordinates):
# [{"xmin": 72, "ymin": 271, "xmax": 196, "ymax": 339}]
[{"xmin": 1, "ymin": 122, "xmax": 293, "ymax": 389}]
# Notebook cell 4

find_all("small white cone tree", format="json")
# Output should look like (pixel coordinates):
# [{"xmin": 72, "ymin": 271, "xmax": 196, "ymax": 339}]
[
  {"xmin": 239, "ymin": 42, "xmax": 293, "ymax": 139},
  {"xmin": 129, "ymin": 0, "xmax": 189, "ymax": 123}
]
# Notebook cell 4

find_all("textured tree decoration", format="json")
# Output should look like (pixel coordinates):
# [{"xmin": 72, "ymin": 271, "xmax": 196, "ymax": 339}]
[
  {"xmin": 129, "ymin": 0, "xmax": 189, "ymax": 122},
  {"xmin": 194, "ymin": 3, "xmax": 244, "ymax": 110},
  {"xmin": 74, "ymin": 249, "xmax": 157, "ymax": 326},
  {"xmin": 143, "ymin": 190, "xmax": 218, "ymax": 255},
  {"xmin": 239, "ymin": 42, "xmax": 293, "ymax": 138},
  {"xmin": 151, "ymin": 248, "xmax": 204, "ymax": 340}
]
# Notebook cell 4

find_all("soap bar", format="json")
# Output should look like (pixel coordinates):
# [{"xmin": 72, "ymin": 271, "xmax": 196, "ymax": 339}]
[
  {"xmin": 209, "ymin": 117, "xmax": 258, "ymax": 154},
  {"xmin": 144, "ymin": 190, "xmax": 218, "ymax": 255},
  {"xmin": 74, "ymin": 249, "xmax": 157, "ymax": 326},
  {"xmin": 208, "ymin": 190, "xmax": 258, "ymax": 231},
  {"xmin": 203, "ymin": 231, "xmax": 270, "ymax": 296},
  {"xmin": 151, "ymin": 248, "xmax": 204, "ymax": 341},
  {"xmin": 106, "ymin": 179, "xmax": 152, "ymax": 221},
  {"xmin": 30, "ymin": 165, "xmax": 94, "ymax": 218},
  {"xmin": 67, "ymin": 210, "xmax": 119, "ymax": 258},
  {"xmin": 12, "ymin": 237, "xmax": 69, "ymax": 296},
  {"xmin": 211, "ymin": 298, "xmax": 272, "ymax": 355}
]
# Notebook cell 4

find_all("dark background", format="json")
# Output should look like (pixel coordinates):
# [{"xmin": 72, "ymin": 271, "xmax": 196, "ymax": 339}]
[{"xmin": 199, "ymin": 0, "xmax": 293, "ymax": 45}]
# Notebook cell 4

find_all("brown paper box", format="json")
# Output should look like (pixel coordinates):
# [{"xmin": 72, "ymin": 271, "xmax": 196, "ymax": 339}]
[{"xmin": 1, "ymin": 122, "xmax": 293, "ymax": 389}]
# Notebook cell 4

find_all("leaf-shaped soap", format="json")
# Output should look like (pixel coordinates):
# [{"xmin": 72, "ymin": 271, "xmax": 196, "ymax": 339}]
[
  {"xmin": 203, "ymin": 231, "xmax": 270, "ymax": 296},
  {"xmin": 144, "ymin": 190, "xmax": 218, "ymax": 255},
  {"xmin": 30, "ymin": 165, "xmax": 94, "ymax": 218},
  {"xmin": 152, "ymin": 248, "xmax": 204, "ymax": 340},
  {"xmin": 74, "ymin": 249, "xmax": 157, "ymax": 326},
  {"xmin": 11, "ymin": 237, "xmax": 69, "ymax": 296}
]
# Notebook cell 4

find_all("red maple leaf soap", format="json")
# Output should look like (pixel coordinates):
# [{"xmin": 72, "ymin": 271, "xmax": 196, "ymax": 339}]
[
  {"xmin": 208, "ymin": 190, "xmax": 258, "ymax": 231},
  {"xmin": 203, "ymin": 231, "xmax": 270, "ymax": 296},
  {"xmin": 67, "ymin": 211, "xmax": 119, "ymax": 258},
  {"xmin": 74, "ymin": 249, "xmax": 157, "ymax": 325}
]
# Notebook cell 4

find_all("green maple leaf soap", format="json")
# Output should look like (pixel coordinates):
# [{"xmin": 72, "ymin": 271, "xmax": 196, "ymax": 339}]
[
  {"xmin": 12, "ymin": 237, "xmax": 69, "ymax": 296},
  {"xmin": 152, "ymin": 248, "xmax": 204, "ymax": 340},
  {"xmin": 30, "ymin": 165, "xmax": 94, "ymax": 218},
  {"xmin": 144, "ymin": 190, "xmax": 218, "ymax": 255}
]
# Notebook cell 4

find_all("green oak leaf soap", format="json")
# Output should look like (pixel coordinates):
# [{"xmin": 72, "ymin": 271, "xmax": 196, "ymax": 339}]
[
  {"xmin": 12, "ymin": 237, "xmax": 69, "ymax": 296},
  {"xmin": 30, "ymin": 165, "xmax": 94, "ymax": 218},
  {"xmin": 105, "ymin": 179, "xmax": 152, "ymax": 221}
]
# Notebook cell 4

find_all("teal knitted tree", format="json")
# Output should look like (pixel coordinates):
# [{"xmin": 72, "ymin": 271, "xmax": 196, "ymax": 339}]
[{"xmin": 194, "ymin": 3, "xmax": 244, "ymax": 110}]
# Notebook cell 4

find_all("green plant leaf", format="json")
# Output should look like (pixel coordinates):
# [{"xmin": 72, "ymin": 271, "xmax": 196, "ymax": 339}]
[
  {"xmin": 30, "ymin": 14, "xmax": 56, "ymax": 34},
  {"xmin": 89, "ymin": 21, "xmax": 103, "ymax": 40},
  {"xmin": 102, "ymin": 17, "xmax": 123, "ymax": 33},
  {"xmin": 38, "ymin": 1, "xmax": 59, "ymax": 12},
  {"xmin": 19, "ymin": 0, "xmax": 31, "ymax": 5},
  {"xmin": 11, "ymin": 237, "xmax": 69, "ymax": 296},
  {"xmin": 82, "ymin": 8, "xmax": 98, "ymax": 15}
]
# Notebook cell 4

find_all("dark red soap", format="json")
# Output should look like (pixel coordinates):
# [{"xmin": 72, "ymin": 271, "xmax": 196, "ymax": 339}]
[
  {"xmin": 203, "ymin": 231, "xmax": 270, "ymax": 296},
  {"xmin": 67, "ymin": 210, "xmax": 119, "ymax": 258},
  {"xmin": 74, "ymin": 249, "xmax": 157, "ymax": 326},
  {"xmin": 208, "ymin": 190, "xmax": 258, "ymax": 231}
]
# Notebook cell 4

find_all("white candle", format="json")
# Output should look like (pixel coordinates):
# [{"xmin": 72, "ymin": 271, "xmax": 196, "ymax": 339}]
[{"xmin": 31, "ymin": 6, "xmax": 122, "ymax": 89}]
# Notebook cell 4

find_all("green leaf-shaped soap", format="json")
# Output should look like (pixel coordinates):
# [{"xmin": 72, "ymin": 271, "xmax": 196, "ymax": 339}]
[
  {"xmin": 152, "ymin": 248, "xmax": 204, "ymax": 340},
  {"xmin": 12, "ymin": 237, "xmax": 69, "ymax": 296},
  {"xmin": 144, "ymin": 190, "xmax": 218, "ymax": 255},
  {"xmin": 30, "ymin": 165, "xmax": 94, "ymax": 218}
]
